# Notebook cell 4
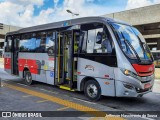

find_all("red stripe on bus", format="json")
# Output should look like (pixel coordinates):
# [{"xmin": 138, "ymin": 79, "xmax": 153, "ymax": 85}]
[
  {"xmin": 132, "ymin": 64, "xmax": 154, "ymax": 77},
  {"xmin": 4, "ymin": 57, "xmax": 11, "ymax": 69},
  {"xmin": 18, "ymin": 58, "xmax": 39, "ymax": 74},
  {"xmin": 48, "ymin": 57, "xmax": 54, "ymax": 61}
]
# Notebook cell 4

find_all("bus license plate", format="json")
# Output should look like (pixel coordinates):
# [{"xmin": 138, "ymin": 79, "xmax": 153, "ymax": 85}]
[{"xmin": 144, "ymin": 83, "xmax": 151, "ymax": 89}]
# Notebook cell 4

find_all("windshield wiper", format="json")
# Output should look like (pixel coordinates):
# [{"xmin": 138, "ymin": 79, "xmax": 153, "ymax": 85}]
[
  {"xmin": 120, "ymin": 32, "xmax": 141, "ymax": 63},
  {"xmin": 136, "ymin": 35, "xmax": 154, "ymax": 62}
]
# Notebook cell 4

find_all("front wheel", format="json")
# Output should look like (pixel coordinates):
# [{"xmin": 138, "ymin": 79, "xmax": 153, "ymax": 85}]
[
  {"xmin": 84, "ymin": 80, "xmax": 101, "ymax": 101},
  {"xmin": 24, "ymin": 71, "xmax": 32, "ymax": 85}
]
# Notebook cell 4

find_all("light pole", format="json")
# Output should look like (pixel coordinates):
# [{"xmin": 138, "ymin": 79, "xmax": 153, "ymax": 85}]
[{"xmin": 66, "ymin": 9, "xmax": 79, "ymax": 19}]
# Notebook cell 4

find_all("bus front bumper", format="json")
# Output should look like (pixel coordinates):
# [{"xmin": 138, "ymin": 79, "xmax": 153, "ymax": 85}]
[{"xmin": 115, "ymin": 80, "xmax": 154, "ymax": 97}]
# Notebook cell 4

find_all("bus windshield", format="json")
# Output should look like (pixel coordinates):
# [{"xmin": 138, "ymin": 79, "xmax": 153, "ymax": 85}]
[{"xmin": 111, "ymin": 23, "xmax": 152, "ymax": 62}]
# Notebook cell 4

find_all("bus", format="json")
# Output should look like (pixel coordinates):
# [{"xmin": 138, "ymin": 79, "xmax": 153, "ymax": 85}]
[
  {"xmin": 4, "ymin": 17, "xmax": 155, "ymax": 100},
  {"xmin": 152, "ymin": 50, "xmax": 160, "ymax": 68}
]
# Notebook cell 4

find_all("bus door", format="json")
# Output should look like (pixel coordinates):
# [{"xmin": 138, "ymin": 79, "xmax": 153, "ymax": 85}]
[
  {"xmin": 4, "ymin": 36, "xmax": 12, "ymax": 74},
  {"xmin": 12, "ymin": 36, "xmax": 20, "ymax": 75},
  {"xmin": 55, "ymin": 30, "xmax": 80, "ymax": 90}
]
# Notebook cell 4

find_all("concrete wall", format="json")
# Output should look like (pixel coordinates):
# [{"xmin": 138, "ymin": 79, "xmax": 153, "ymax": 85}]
[
  {"xmin": 0, "ymin": 24, "xmax": 21, "ymax": 35},
  {"xmin": 103, "ymin": 4, "xmax": 160, "ymax": 26},
  {"xmin": 0, "ymin": 24, "xmax": 21, "ymax": 46}
]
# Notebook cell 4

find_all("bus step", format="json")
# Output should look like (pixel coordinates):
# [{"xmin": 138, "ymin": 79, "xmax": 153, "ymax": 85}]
[{"xmin": 59, "ymin": 85, "xmax": 75, "ymax": 91}]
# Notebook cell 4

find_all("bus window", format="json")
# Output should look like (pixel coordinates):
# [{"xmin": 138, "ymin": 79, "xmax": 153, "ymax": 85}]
[
  {"xmin": 46, "ymin": 31, "xmax": 55, "ymax": 56},
  {"xmin": 81, "ymin": 23, "xmax": 113, "ymax": 54},
  {"xmin": 80, "ymin": 31, "xmax": 87, "ymax": 53},
  {"xmin": 5, "ymin": 36, "xmax": 12, "ymax": 52},
  {"xmin": 19, "ymin": 33, "xmax": 36, "ymax": 52},
  {"xmin": 36, "ymin": 32, "xmax": 46, "ymax": 53}
]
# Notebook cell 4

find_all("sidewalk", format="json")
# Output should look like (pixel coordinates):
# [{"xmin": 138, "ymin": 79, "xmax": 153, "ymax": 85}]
[
  {"xmin": 155, "ymin": 68, "xmax": 160, "ymax": 79},
  {"xmin": 0, "ymin": 58, "xmax": 20, "ymax": 80},
  {"xmin": 0, "ymin": 58, "xmax": 4, "ymax": 69}
]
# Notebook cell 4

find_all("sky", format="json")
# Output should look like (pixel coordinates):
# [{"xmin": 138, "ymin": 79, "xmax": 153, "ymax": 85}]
[{"xmin": 0, "ymin": 0, "xmax": 160, "ymax": 27}]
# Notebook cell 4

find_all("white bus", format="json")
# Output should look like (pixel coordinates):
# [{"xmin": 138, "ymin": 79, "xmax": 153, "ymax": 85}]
[{"xmin": 4, "ymin": 17, "xmax": 155, "ymax": 100}]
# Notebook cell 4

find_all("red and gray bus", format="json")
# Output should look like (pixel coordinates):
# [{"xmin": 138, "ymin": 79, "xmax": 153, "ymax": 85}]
[{"xmin": 4, "ymin": 17, "xmax": 155, "ymax": 100}]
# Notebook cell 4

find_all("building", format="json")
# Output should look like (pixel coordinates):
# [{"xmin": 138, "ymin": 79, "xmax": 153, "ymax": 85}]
[{"xmin": 0, "ymin": 24, "xmax": 21, "ymax": 49}]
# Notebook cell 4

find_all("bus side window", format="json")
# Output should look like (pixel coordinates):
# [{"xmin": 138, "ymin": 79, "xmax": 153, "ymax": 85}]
[
  {"xmin": 46, "ymin": 31, "xmax": 55, "ymax": 56},
  {"xmin": 36, "ymin": 32, "xmax": 46, "ymax": 53},
  {"xmin": 79, "ymin": 31, "xmax": 87, "ymax": 53},
  {"xmin": 19, "ymin": 33, "xmax": 36, "ymax": 52},
  {"xmin": 80, "ymin": 23, "xmax": 114, "ymax": 54}
]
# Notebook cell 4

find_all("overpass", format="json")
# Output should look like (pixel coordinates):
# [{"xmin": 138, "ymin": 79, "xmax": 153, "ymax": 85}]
[
  {"xmin": 103, "ymin": 3, "xmax": 160, "ymax": 51},
  {"xmin": 0, "ymin": 24, "xmax": 21, "ymax": 49}
]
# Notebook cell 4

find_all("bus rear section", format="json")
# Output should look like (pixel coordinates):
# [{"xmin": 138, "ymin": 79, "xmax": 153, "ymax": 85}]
[{"xmin": 4, "ymin": 17, "xmax": 155, "ymax": 100}]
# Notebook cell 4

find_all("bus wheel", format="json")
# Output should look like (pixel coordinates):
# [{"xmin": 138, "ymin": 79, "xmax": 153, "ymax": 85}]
[
  {"xmin": 84, "ymin": 80, "xmax": 101, "ymax": 101},
  {"xmin": 24, "ymin": 71, "xmax": 32, "ymax": 85}
]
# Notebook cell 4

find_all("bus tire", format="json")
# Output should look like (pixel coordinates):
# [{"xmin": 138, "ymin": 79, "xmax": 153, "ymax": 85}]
[
  {"xmin": 24, "ymin": 71, "xmax": 32, "ymax": 85},
  {"xmin": 84, "ymin": 80, "xmax": 101, "ymax": 101}
]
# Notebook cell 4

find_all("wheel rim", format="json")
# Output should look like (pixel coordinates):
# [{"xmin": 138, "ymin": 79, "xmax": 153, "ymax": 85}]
[
  {"xmin": 25, "ymin": 73, "xmax": 31, "ymax": 83},
  {"xmin": 87, "ymin": 84, "xmax": 98, "ymax": 98}
]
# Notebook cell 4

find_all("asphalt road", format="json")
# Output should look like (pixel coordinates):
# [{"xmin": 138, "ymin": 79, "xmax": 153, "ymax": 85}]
[{"xmin": 0, "ymin": 65, "xmax": 160, "ymax": 120}]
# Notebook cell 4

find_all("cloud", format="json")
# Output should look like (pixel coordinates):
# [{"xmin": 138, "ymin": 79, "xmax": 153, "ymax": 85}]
[
  {"xmin": 5, "ymin": 0, "xmax": 44, "ymax": 6},
  {"xmin": 0, "ymin": 0, "xmax": 117, "ymax": 27},
  {"xmin": 53, "ymin": 0, "xmax": 59, "ymax": 8},
  {"xmin": 0, "ymin": 0, "xmax": 132, "ymax": 27},
  {"xmin": 125, "ymin": 0, "xmax": 160, "ymax": 10}
]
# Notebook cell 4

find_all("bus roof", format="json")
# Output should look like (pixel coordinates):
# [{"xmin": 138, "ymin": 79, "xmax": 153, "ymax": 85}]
[{"xmin": 6, "ymin": 16, "xmax": 130, "ymax": 35}]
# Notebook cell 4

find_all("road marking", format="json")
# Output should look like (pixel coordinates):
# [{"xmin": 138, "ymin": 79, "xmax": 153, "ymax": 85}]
[
  {"xmin": 154, "ymin": 93, "xmax": 160, "ymax": 95},
  {"xmin": 36, "ymin": 99, "xmax": 49, "ymax": 103},
  {"xmin": 4, "ymin": 83, "xmax": 124, "ymax": 119},
  {"xmin": 22, "ymin": 95, "xmax": 33, "ymax": 98},
  {"xmin": 141, "ymin": 117, "xmax": 155, "ymax": 120},
  {"xmin": 2, "ymin": 80, "xmax": 10, "ymax": 81},
  {"xmin": 17, "ymin": 83, "xmax": 28, "ymax": 87},
  {"xmin": 40, "ymin": 88, "xmax": 58, "ymax": 94},
  {"xmin": 73, "ymin": 98, "xmax": 96, "ymax": 105},
  {"xmin": 78, "ymin": 117, "xmax": 91, "ymax": 120},
  {"xmin": 57, "ymin": 106, "xmax": 70, "ymax": 111}
]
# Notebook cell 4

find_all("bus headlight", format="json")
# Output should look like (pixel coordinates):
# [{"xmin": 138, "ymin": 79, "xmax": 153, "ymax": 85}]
[{"xmin": 120, "ymin": 68, "xmax": 141, "ymax": 81}]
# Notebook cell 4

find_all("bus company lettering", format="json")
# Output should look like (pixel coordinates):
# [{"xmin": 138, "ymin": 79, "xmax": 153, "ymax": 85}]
[
  {"xmin": 12, "ymin": 112, "xmax": 42, "ymax": 117},
  {"xmin": 85, "ymin": 65, "xmax": 94, "ymax": 71}
]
